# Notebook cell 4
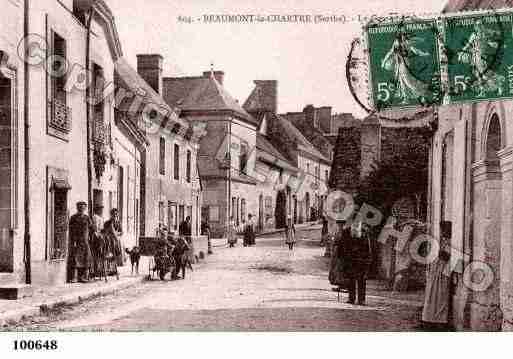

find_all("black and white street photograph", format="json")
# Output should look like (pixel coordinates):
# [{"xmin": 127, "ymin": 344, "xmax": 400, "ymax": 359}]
[{"xmin": 1, "ymin": 2, "xmax": 513, "ymax": 354}]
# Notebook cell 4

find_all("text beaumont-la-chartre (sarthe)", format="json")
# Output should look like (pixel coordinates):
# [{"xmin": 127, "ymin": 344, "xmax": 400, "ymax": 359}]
[{"xmin": 202, "ymin": 14, "xmax": 314, "ymax": 23}]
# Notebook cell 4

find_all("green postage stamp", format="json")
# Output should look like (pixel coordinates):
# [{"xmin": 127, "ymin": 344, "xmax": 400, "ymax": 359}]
[
  {"xmin": 366, "ymin": 20, "xmax": 441, "ymax": 110},
  {"xmin": 445, "ymin": 12, "xmax": 513, "ymax": 103},
  {"xmin": 366, "ymin": 10, "xmax": 513, "ymax": 110}
]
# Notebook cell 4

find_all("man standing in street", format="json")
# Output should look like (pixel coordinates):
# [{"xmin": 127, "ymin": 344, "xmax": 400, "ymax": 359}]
[
  {"xmin": 201, "ymin": 218, "xmax": 213, "ymax": 255},
  {"xmin": 345, "ymin": 218, "xmax": 372, "ymax": 305},
  {"xmin": 69, "ymin": 201, "xmax": 94, "ymax": 283},
  {"xmin": 179, "ymin": 216, "xmax": 194, "ymax": 270}
]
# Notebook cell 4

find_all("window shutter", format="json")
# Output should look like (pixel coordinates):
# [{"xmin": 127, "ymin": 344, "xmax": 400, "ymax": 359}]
[{"xmin": 159, "ymin": 137, "xmax": 166, "ymax": 175}]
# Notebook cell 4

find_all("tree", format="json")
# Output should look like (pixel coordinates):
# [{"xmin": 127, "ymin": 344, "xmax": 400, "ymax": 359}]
[{"xmin": 358, "ymin": 136, "xmax": 429, "ymax": 221}]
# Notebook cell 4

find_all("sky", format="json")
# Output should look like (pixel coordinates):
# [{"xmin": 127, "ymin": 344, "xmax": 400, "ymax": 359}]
[{"xmin": 108, "ymin": 0, "xmax": 447, "ymax": 118}]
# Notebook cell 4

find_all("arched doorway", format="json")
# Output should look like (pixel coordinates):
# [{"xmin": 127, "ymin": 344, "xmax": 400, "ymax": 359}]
[
  {"xmin": 275, "ymin": 190, "xmax": 287, "ymax": 229},
  {"xmin": 472, "ymin": 113, "xmax": 503, "ymax": 330},
  {"xmin": 305, "ymin": 192, "xmax": 310, "ymax": 222}
]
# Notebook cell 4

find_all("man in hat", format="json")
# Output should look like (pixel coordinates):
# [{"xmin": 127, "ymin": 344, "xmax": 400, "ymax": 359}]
[
  {"xmin": 69, "ymin": 201, "xmax": 94, "ymax": 282},
  {"xmin": 345, "ymin": 217, "xmax": 372, "ymax": 305}
]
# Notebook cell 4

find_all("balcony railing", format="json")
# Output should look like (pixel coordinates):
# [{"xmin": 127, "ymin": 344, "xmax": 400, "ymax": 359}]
[
  {"xmin": 93, "ymin": 119, "xmax": 106, "ymax": 145},
  {"xmin": 48, "ymin": 98, "xmax": 71, "ymax": 133}
]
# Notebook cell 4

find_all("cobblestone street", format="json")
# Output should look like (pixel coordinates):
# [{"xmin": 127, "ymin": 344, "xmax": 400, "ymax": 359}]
[{"xmin": 6, "ymin": 228, "xmax": 423, "ymax": 331}]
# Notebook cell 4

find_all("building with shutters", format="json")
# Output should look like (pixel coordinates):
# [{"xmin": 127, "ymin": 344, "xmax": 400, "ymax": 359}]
[
  {"xmin": 119, "ymin": 54, "xmax": 203, "ymax": 239},
  {"xmin": 0, "ymin": 0, "xmax": 26, "ymax": 292},
  {"xmin": 243, "ymin": 80, "xmax": 332, "ymax": 228}
]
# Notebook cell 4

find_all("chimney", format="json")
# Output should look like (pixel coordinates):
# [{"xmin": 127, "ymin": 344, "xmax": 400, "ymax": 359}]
[
  {"xmin": 243, "ymin": 80, "xmax": 277, "ymax": 114},
  {"xmin": 304, "ymin": 105, "xmax": 318, "ymax": 129},
  {"xmin": 317, "ymin": 106, "xmax": 332, "ymax": 134},
  {"xmin": 203, "ymin": 70, "xmax": 225, "ymax": 85},
  {"xmin": 136, "ymin": 54, "xmax": 163, "ymax": 94}
]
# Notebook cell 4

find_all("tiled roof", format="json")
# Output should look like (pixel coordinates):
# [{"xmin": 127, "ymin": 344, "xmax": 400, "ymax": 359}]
[
  {"xmin": 256, "ymin": 134, "xmax": 299, "ymax": 173},
  {"xmin": 277, "ymin": 115, "xmax": 331, "ymax": 163},
  {"xmin": 114, "ymin": 57, "xmax": 183, "ymax": 125},
  {"xmin": 163, "ymin": 76, "xmax": 258, "ymax": 126}
]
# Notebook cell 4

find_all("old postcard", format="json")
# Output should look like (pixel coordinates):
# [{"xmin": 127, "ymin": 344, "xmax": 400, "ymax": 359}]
[{"xmin": 0, "ymin": 0, "xmax": 511, "ymax": 356}]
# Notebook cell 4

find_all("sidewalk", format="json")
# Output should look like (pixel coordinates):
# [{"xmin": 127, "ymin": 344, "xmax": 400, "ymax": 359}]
[
  {"xmin": 0, "ymin": 264, "xmax": 144, "ymax": 327},
  {"xmin": 211, "ymin": 222, "xmax": 322, "ymax": 247}
]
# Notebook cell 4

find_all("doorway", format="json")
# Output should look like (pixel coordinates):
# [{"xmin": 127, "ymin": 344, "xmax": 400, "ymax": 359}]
[{"xmin": 0, "ymin": 77, "xmax": 13, "ymax": 273}]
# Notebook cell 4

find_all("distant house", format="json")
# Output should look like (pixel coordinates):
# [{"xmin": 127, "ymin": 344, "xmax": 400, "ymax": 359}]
[
  {"xmin": 162, "ymin": 70, "xmax": 259, "ymax": 237},
  {"xmin": 124, "ymin": 54, "xmax": 203, "ymax": 238},
  {"xmin": 244, "ymin": 81, "xmax": 332, "ymax": 226}
]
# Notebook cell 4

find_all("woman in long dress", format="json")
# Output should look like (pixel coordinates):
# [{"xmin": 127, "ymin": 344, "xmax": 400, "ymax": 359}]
[
  {"xmin": 285, "ymin": 217, "xmax": 296, "ymax": 250},
  {"xmin": 421, "ymin": 221, "xmax": 452, "ymax": 330},
  {"xmin": 227, "ymin": 216, "xmax": 237, "ymax": 247},
  {"xmin": 243, "ymin": 214, "xmax": 256, "ymax": 247},
  {"xmin": 103, "ymin": 208, "xmax": 123, "ymax": 279}
]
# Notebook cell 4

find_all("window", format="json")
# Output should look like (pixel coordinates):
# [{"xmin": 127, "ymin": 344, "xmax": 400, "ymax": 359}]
[
  {"xmin": 159, "ymin": 137, "xmax": 165, "ymax": 175},
  {"xmin": 178, "ymin": 205, "xmax": 185, "ymax": 225},
  {"xmin": 241, "ymin": 199, "xmax": 246, "ymax": 223},
  {"xmin": 52, "ymin": 33, "xmax": 66, "ymax": 106},
  {"xmin": 174, "ymin": 144, "xmax": 180, "ymax": 180},
  {"xmin": 239, "ymin": 142, "xmax": 248, "ymax": 174},
  {"xmin": 48, "ymin": 31, "xmax": 70, "ymax": 138},
  {"xmin": 158, "ymin": 201, "xmax": 165, "ymax": 225},
  {"xmin": 186, "ymin": 150, "xmax": 191, "ymax": 183},
  {"xmin": 325, "ymin": 169, "xmax": 329, "ymax": 184},
  {"xmin": 92, "ymin": 64, "xmax": 105, "ymax": 144},
  {"xmin": 168, "ymin": 202, "xmax": 176, "ymax": 232},
  {"xmin": 118, "ymin": 166, "xmax": 124, "ymax": 223}
]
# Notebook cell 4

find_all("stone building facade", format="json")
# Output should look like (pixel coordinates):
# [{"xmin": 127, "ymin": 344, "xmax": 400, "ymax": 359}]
[
  {"xmin": 424, "ymin": 0, "xmax": 513, "ymax": 331},
  {"xmin": 119, "ymin": 55, "xmax": 203, "ymax": 239},
  {"xmin": 162, "ymin": 70, "xmax": 256, "ymax": 238},
  {"xmin": 21, "ymin": 0, "xmax": 153, "ymax": 286},
  {"xmin": 0, "ymin": 0, "xmax": 26, "ymax": 290},
  {"xmin": 244, "ymin": 81, "xmax": 332, "ymax": 227}
]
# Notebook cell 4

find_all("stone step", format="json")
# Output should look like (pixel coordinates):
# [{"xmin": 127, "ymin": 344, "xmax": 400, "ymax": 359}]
[{"xmin": 0, "ymin": 284, "xmax": 33, "ymax": 300}]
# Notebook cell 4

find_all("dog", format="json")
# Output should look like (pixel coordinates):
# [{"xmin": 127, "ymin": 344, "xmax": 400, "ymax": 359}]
[{"xmin": 125, "ymin": 246, "xmax": 141, "ymax": 275}]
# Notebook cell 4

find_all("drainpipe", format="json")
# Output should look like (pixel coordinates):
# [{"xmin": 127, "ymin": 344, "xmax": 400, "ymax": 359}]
[
  {"xmin": 228, "ymin": 120, "xmax": 232, "ymax": 231},
  {"xmin": 23, "ymin": 0, "xmax": 31, "ymax": 284},
  {"xmin": 85, "ymin": 4, "xmax": 96, "ymax": 214}
]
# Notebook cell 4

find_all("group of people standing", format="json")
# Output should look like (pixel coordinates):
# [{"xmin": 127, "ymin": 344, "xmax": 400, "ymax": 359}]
[
  {"xmin": 157, "ymin": 216, "xmax": 195, "ymax": 280},
  {"xmin": 68, "ymin": 201, "xmax": 123, "ymax": 283},
  {"xmin": 329, "ymin": 217, "xmax": 372, "ymax": 305},
  {"xmin": 226, "ymin": 214, "xmax": 256, "ymax": 247}
]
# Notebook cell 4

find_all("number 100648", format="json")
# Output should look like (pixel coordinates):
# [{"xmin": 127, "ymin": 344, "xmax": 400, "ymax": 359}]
[{"xmin": 13, "ymin": 340, "xmax": 58, "ymax": 351}]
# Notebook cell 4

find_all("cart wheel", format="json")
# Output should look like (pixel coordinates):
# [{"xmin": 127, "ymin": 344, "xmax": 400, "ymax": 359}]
[{"xmin": 159, "ymin": 269, "xmax": 166, "ymax": 281}]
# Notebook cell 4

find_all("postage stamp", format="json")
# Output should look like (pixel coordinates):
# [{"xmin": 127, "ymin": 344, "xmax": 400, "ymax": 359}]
[
  {"xmin": 366, "ymin": 19, "xmax": 442, "ymax": 110},
  {"xmin": 444, "ymin": 11, "xmax": 512, "ymax": 103},
  {"xmin": 365, "ymin": 9, "xmax": 513, "ymax": 110}
]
